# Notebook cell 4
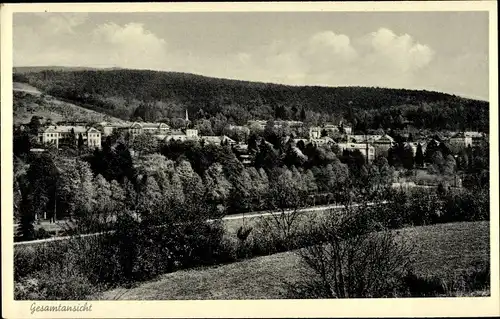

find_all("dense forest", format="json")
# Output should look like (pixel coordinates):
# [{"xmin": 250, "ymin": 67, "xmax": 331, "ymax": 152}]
[{"xmin": 13, "ymin": 68, "xmax": 489, "ymax": 132}]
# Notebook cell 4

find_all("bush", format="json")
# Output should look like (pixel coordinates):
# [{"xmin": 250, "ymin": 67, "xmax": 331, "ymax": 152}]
[
  {"xmin": 287, "ymin": 206, "xmax": 414, "ymax": 298},
  {"xmin": 15, "ymin": 270, "xmax": 96, "ymax": 300},
  {"xmin": 14, "ymin": 241, "xmax": 97, "ymax": 300},
  {"xmin": 378, "ymin": 187, "xmax": 488, "ymax": 229},
  {"xmin": 14, "ymin": 242, "xmax": 71, "ymax": 281},
  {"xmin": 14, "ymin": 213, "xmax": 234, "ymax": 298},
  {"xmin": 403, "ymin": 261, "xmax": 490, "ymax": 297}
]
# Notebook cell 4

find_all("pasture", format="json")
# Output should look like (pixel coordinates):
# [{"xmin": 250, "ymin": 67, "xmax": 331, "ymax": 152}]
[{"xmin": 99, "ymin": 221, "xmax": 490, "ymax": 300}]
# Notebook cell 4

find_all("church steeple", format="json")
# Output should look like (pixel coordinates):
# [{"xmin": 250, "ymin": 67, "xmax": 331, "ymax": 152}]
[{"xmin": 185, "ymin": 109, "xmax": 189, "ymax": 122}]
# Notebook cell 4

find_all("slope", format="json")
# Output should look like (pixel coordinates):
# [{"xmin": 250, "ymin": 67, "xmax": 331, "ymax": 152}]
[{"xmin": 13, "ymin": 68, "xmax": 489, "ymax": 131}]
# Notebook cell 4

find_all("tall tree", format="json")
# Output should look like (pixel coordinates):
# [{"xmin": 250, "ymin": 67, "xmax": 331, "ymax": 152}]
[
  {"xmin": 204, "ymin": 163, "xmax": 232, "ymax": 206},
  {"xmin": 78, "ymin": 133, "xmax": 85, "ymax": 149},
  {"xmin": 94, "ymin": 174, "xmax": 113, "ymax": 223},
  {"xmin": 425, "ymin": 139, "xmax": 439, "ymax": 164},
  {"xmin": 415, "ymin": 143, "xmax": 424, "ymax": 168},
  {"xmin": 136, "ymin": 176, "xmax": 162, "ymax": 219},
  {"xmin": 69, "ymin": 128, "xmax": 77, "ymax": 149},
  {"xmin": 23, "ymin": 153, "xmax": 59, "ymax": 223},
  {"xmin": 300, "ymin": 108, "xmax": 307, "ymax": 121}
]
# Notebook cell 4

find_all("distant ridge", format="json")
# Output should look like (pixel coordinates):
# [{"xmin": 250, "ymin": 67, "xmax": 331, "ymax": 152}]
[
  {"xmin": 13, "ymin": 66, "xmax": 123, "ymax": 73},
  {"xmin": 13, "ymin": 67, "xmax": 489, "ymax": 132}
]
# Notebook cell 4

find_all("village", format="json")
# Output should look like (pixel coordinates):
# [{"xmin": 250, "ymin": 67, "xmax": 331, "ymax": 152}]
[
  {"xmin": 23, "ymin": 109, "xmax": 487, "ymax": 167},
  {"xmin": 8, "ymin": 8, "xmax": 494, "ymax": 306}
]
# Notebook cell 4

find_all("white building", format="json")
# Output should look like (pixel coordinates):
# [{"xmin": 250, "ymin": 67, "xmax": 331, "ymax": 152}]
[
  {"xmin": 128, "ymin": 122, "xmax": 170, "ymax": 137},
  {"xmin": 337, "ymin": 142, "xmax": 375, "ymax": 162},
  {"xmin": 201, "ymin": 135, "xmax": 236, "ymax": 145},
  {"xmin": 37, "ymin": 125, "xmax": 101, "ymax": 149},
  {"xmin": 163, "ymin": 129, "xmax": 198, "ymax": 142},
  {"xmin": 309, "ymin": 126, "xmax": 322, "ymax": 139}
]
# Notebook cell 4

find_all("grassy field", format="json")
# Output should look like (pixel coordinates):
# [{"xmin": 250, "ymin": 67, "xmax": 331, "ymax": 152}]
[
  {"xmin": 13, "ymin": 83, "xmax": 126, "ymax": 125},
  {"xmin": 99, "ymin": 221, "xmax": 490, "ymax": 300}
]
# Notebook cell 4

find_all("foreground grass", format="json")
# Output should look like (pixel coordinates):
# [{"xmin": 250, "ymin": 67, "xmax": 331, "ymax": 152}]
[{"xmin": 99, "ymin": 221, "xmax": 489, "ymax": 300}]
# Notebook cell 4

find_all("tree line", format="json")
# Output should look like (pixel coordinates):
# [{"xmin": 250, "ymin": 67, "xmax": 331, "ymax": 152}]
[{"xmin": 15, "ymin": 69, "xmax": 489, "ymax": 132}]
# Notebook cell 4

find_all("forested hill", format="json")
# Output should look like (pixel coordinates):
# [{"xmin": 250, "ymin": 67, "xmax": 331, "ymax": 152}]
[
  {"xmin": 13, "ymin": 68, "xmax": 489, "ymax": 132},
  {"xmin": 13, "ymin": 66, "xmax": 124, "ymax": 73}
]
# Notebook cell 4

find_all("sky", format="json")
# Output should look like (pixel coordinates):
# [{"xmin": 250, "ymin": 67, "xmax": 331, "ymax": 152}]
[{"xmin": 13, "ymin": 11, "xmax": 489, "ymax": 100}]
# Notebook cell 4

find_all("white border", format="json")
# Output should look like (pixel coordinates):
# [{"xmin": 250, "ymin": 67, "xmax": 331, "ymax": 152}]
[{"xmin": 1, "ymin": 2, "xmax": 499, "ymax": 318}]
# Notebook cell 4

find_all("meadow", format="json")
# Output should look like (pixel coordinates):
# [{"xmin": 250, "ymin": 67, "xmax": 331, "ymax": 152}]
[{"xmin": 99, "ymin": 221, "xmax": 490, "ymax": 299}]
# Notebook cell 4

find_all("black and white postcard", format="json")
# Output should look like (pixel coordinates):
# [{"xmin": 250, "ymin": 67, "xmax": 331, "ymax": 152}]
[{"xmin": 1, "ymin": 2, "xmax": 498, "ymax": 318}]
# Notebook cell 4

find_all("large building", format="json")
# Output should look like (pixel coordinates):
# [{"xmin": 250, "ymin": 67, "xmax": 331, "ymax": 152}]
[
  {"xmin": 309, "ymin": 126, "xmax": 323, "ymax": 139},
  {"xmin": 337, "ymin": 142, "xmax": 376, "ymax": 162},
  {"xmin": 37, "ymin": 125, "xmax": 102, "ymax": 149},
  {"xmin": 128, "ymin": 122, "xmax": 170, "ymax": 137},
  {"xmin": 448, "ymin": 132, "xmax": 473, "ymax": 149},
  {"xmin": 201, "ymin": 135, "xmax": 236, "ymax": 146},
  {"xmin": 163, "ymin": 128, "xmax": 199, "ymax": 142},
  {"xmin": 247, "ymin": 120, "xmax": 267, "ymax": 130},
  {"xmin": 228, "ymin": 124, "xmax": 251, "ymax": 135}
]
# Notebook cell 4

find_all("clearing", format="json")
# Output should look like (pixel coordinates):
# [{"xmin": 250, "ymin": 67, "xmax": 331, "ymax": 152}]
[
  {"xmin": 13, "ymin": 82, "xmax": 126, "ymax": 125},
  {"xmin": 99, "ymin": 220, "xmax": 490, "ymax": 300}
]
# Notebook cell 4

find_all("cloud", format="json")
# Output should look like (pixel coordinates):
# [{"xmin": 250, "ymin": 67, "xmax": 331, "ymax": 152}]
[
  {"xmin": 89, "ymin": 23, "xmax": 168, "ymax": 69},
  {"xmin": 14, "ymin": 14, "xmax": 168, "ymax": 70},
  {"xmin": 226, "ymin": 28, "xmax": 435, "ymax": 89},
  {"xmin": 362, "ymin": 28, "xmax": 434, "ymax": 73},
  {"xmin": 18, "ymin": 18, "xmax": 483, "ymax": 97},
  {"xmin": 305, "ymin": 31, "xmax": 357, "ymax": 61}
]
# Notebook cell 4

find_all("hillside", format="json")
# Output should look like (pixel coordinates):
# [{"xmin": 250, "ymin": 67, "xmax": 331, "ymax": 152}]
[
  {"xmin": 13, "ymin": 66, "xmax": 123, "ymax": 73},
  {"xmin": 13, "ymin": 68, "xmax": 489, "ymax": 132},
  {"xmin": 99, "ymin": 221, "xmax": 490, "ymax": 299},
  {"xmin": 13, "ymin": 83, "xmax": 126, "ymax": 125}
]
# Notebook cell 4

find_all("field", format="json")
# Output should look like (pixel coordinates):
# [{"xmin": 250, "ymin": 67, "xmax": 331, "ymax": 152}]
[
  {"xmin": 13, "ymin": 82, "xmax": 126, "ymax": 125},
  {"xmin": 98, "ymin": 221, "xmax": 490, "ymax": 300}
]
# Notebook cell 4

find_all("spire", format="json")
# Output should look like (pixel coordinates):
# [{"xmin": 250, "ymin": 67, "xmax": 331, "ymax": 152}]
[{"xmin": 185, "ymin": 109, "xmax": 189, "ymax": 122}]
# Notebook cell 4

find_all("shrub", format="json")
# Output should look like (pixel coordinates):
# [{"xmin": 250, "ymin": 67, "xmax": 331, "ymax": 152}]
[
  {"xmin": 403, "ymin": 261, "xmax": 490, "ymax": 297},
  {"xmin": 14, "ymin": 240, "xmax": 97, "ymax": 300},
  {"xmin": 15, "ymin": 269, "xmax": 96, "ymax": 300},
  {"xmin": 287, "ymin": 206, "xmax": 414, "ymax": 298},
  {"xmin": 14, "ymin": 242, "xmax": 71, "ymax": 281},
  {"xmin": 15, "ymin": 206, "xmax": 236, "ymax": 298}
]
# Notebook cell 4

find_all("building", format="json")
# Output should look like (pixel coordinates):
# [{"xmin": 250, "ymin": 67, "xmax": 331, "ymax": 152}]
[
  {"xmin": 164, "ymin": 130, "xmax": 189, "ymax": 142},
  {"xmin": 37, "ymin": 125, "xmax": 102, "ymax": 149},
  {"xmin": 128, "ymin": 122, "xmax": 170, "ymax": 137},
  {"xmin": 310, "ymin": 137, "xmax": 334, "ymax": 147},
  {"xmin": 228, "ymin": 124, "xmax": 251, "ymax": 135},
  {"xmin": 373, "ymin": 134, "xmax": 395, "ymax": 147},
  {"xmin": 349, "ymin": 135, "xmax": 383, "ymax": 144},
  {"xmin": 465, "ymin": 131, "xmax": 487, "ymax": 148},
  {"xmin": 464, "ymin": 131, "xmax": 483, "ymax": 138},
  {"xmin": 186, "ymin": 129, "xmax": 199, "ymax": 139},
  {"xmin": 404, "ymin": 142, "xmax": 418, "ymax": 155},
  {"xmin": 322, "ymin": 124, "xmax": 340, "ymax": 134},
  {"xmin": 232, "ymin": 144, "xmax": 253, "ymax": 166},
  {"xmin": 337, "ymin": 142, "xmax": 375, "ymax": 162},
  {"xmin": 309, "ymin": 126, "xmax": 322, "ymax": 139},
  {"xmin": 339, "ymin": 121, "xmax": 352, "ymax": 134},
  {"xmin": 274, "ymin": 120, "xmax": 304, "ymax": 128},
  {"xmin": 371, "ymin": 134, "xmax": 395, "ymax": 157},
  {"xmin": 449, "ymin": 132, "xmax": 473, "ymax": 149},
  {"xmin": 201, "ymin": 135, "xmax": 236, "ymax": 146},
  {"xmin": 163, "ymin": 128, "xmax": 199, "ymax": 142},
  {"xmin": 247, "ymin": 120, "xmax": 267, "ymax": 130},
  {"xmin": 96, "ymin": 122, "xmax": 130, "ymax": 136}
]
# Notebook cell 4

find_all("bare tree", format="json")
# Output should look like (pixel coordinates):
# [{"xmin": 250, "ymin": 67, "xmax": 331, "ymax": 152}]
[
  {"xmin": 259, "ymin": 167, "xmax": 307, "ymax": 251},
  {"xmin": 287, "ymin": 202, "xmax": 414, "ymax": 298}
]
